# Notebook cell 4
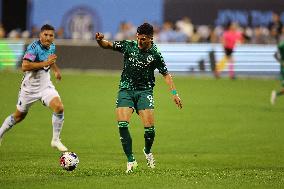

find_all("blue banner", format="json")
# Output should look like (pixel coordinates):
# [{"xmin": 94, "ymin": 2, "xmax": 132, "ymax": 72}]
[{"xmin": 29, "ymin": 0, "xmax": 163, "ymax": 39}]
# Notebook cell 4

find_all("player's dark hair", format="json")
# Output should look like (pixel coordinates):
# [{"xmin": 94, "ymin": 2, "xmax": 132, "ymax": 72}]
[
  {"xmin": 41, "ymin": 24, "xmax": 55, "ymax": 32},
  {"xmin": 137, "ymin": 23, "xmax": 154, "ymax": 37}
]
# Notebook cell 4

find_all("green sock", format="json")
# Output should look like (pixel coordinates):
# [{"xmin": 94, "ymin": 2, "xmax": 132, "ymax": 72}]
[
  {"xmin": 144, "ymin": 126, "xmax": 155, "ymax": 154},
  {"xmin": 118, "ymin": 121, "xmax": 135, "ymax": 162}
]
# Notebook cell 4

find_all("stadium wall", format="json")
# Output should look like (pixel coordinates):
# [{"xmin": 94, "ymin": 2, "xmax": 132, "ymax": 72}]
[
  {"xmin": 55, "ymin": 43, "xmax": 123, "ymax": 70},
  {"xmin": 0, "ymin": 40, "xmax": 278, "ymax": 76},
  {"xmin": 55, "ymin": 42, "xmax": 279, "ymax": 74}
]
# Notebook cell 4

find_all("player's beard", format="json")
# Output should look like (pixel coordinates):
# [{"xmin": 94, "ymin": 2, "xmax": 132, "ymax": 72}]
[
  {"xmin": 42, "ymin": 40, "xmax": 51, "ymax": 48},
  {"xmin": 139, "ymin": 42, "xmax": 151, "ymax": 51}
]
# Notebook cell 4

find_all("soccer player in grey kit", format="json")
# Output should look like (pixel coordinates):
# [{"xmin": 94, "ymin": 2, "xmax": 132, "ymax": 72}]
[{"xmin": 0, "ymin": 24, "xmax": 68, "ymax": 152}]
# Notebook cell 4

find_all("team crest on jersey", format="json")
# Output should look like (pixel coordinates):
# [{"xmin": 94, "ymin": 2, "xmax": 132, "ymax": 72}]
[{"xmin": 147, "ymin": 55, "xmax": 154, "ymax": 63}]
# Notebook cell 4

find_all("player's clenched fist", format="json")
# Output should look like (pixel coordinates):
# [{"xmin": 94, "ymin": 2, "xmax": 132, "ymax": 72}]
[
  {"xmin": 95, "ymin": 32, "xmax": 104, "ymax": 41},
  {"xmin": 47, "ymin": 54, "xmax": 57, "ymax": 65}
]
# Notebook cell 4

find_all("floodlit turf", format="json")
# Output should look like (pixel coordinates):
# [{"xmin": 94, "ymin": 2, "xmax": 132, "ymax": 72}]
[{"xmin": 0, "ymin": 70, "xmax": 284, "ymax": 189}]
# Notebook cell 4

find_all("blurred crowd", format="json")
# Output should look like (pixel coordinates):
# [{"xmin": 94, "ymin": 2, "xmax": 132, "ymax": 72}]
[
  {"xmin": 0, "ymin": 13, "xmax": 283, "ymax": 45},
  {"xmin": 111, "ymin": 13, "xmax": 284, "ymax": 45}
]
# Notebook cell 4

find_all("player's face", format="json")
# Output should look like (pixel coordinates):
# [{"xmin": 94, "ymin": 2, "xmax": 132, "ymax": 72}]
[
  {"xmin": 137, "ymin": 34, "xmax": 153, "ymax": 50},
  {"xmin": 40, "ymin": 30, "xmax": 55, "ymax": 48}
]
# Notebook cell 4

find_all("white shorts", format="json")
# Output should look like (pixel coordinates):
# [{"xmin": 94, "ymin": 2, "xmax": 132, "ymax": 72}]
[{"xmin": 16, "ymin": 85, "xmax": 60, "ymax": 113}]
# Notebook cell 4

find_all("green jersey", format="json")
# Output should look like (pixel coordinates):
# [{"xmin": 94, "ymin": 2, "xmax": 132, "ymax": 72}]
[{"xmin": 113, "ymin": 40, "xmax": 168, "ymax": 90}]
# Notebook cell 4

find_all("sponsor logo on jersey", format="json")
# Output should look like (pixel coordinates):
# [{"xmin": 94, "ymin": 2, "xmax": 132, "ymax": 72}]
[{"xmin": 147, "ymin": 55, "xmax": 154, "ymax": 63}]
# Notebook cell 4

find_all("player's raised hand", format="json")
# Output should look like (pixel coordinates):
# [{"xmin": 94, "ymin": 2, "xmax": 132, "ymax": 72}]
[
  {"xmin": 95, "ymin": 32, "xmax": 104, "ymax": 41},
  {"xmin": 95, "ymin": 33, "xmax": 113, "ymax": 49},
  {"xmin": 173, "ymin": 95, "xmax": 182, "ymax": 109}
]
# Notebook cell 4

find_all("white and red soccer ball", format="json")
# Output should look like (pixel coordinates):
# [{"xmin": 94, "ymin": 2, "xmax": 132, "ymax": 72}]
[{"xmin": 60, "ymin": 152, "xmax": 79, "ymax": 171}]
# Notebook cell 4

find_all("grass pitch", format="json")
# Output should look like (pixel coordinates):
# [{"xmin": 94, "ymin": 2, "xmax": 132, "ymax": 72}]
[{"xmin": 0, "ymin": 71, "xmax": 284, "ymax": 188}]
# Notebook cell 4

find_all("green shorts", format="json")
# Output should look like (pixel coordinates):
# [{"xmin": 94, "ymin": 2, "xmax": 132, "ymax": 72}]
[{"xmin": 116, "ymin": 89, "xmax": 154, "ymax": 112}]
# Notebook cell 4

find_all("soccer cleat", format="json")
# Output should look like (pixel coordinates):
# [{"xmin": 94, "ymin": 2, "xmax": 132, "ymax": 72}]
[
  {"xmin": 143, "ymin": 149, "xmax": 155, "ymax": 168},
  {"xmin": 125, "ymin": 160, "xmax": 138, "ymax": 173},
  {"xmin": 270, "ymin": 90, "xmax": 277, "ymax": 105},
  {"xmin": 51, "ymin": 139, "xmax": 68, "ymax": 152}
]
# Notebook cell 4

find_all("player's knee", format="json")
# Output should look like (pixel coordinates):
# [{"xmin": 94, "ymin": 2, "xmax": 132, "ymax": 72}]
[
  {"xmin": 14, "ymin": 112, "xmax": 27, "ymax": 123},
  {"xmin": 54, "ymin": 103, "xmax": 64, "ymax": 114}
]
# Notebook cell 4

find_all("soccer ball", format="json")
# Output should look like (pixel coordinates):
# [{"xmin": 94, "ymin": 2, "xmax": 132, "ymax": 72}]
[{"xmin": 59, "ymin": 152, "xmax": 79, "ymax": 171}]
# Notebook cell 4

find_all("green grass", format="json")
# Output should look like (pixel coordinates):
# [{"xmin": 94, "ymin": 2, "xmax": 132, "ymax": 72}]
[{"xmin": 0, "ymin": 70, "xmax": 284, "ymax": 188}]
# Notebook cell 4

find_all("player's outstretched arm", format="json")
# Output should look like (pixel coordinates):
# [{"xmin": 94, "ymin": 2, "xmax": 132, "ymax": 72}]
[
  {"xmin": 95, "ymin": 32, "xmax": 113, "ymax": 49},
  {"xmin": 22, "ymin": 54, "xmax": 56, "ymax": 71},
  {"xmin": 163, "ymin": 73, "xmax": 183, "ymax": 109}
]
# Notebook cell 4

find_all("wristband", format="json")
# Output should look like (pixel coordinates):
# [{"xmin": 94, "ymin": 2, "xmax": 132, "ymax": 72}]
[{"xmin": 171, "ymin": 89, "xmax": 178, "ymax": 95}]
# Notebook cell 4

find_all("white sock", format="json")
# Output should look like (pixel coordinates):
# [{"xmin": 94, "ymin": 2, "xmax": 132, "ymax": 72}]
[
  {"xmin": 52, "ymin": 112, "xmax": 64, "ymax": 141},
  {"xmin": 0, "ymin": 115, "xmax": 16, "ymax": 138}
]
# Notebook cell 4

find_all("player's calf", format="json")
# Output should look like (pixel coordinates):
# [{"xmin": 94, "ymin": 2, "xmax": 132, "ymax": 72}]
[
  {"xmin": 51, "ymin": 112, "xmax": 67, "ymax": 151},
  {"xmin": 118, "ymin": 121, "xmax": 135, "ymax": 162},
  {"xmin": 0, "ymin": 115, "xmax": 16, "ymax": 145}
]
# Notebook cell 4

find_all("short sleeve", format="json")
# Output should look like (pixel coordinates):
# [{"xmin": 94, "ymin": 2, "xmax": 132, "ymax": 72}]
[
  {"xmin": 112, "ymin": 40, "xmax": 128, "ymax": 53},
  {"xmin": 155, "ymin": 52, "xmax": 168, "ymax": 75},
  {"xmin": 23, "ymin": 45, "xmax": 37, "ymax": 62}
]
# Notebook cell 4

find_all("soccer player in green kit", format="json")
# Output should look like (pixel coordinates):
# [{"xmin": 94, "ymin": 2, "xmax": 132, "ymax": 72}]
[
  {"xmin": 271, "ymin": 40, "xmax": 284, "ymax": 105},
  {"xmin": 95, "ymin": 23, "xmax": 182, "ymax": 173}
]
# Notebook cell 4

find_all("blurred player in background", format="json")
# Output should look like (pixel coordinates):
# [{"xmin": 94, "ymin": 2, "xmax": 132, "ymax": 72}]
[
  {"xmin": 214, "ymin": 22, "xmax": 243, "ymax": 79},
  {"xmin": 0, "ymin": 24, "xmax": 68, "ymax": 152},
  {"xmin": 96, "ymin": 23, "xmax": 182, "ymax": 173},
  {"xmin": 271, "ymin": 40, "xmax": 284, "ymax": 105}
]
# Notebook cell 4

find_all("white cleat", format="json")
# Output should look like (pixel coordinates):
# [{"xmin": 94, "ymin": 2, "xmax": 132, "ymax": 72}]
[
  {"xmin": 51, "ymin": 139, "xmax": 68, "ymax": 152},
  {"xmin": 125, "ymin": 160, "xmax": 138, "ymax": 173},
  {"xmin": 143, "ymin": 149, "xmax": 155, "ymax": 169},
  {"xmin": 270, "ymin": 90, "xmax": 277, "ymax": 105}
]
